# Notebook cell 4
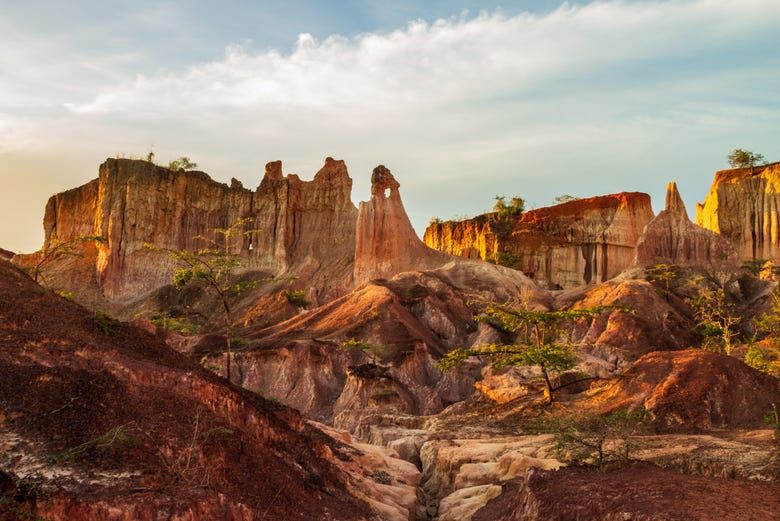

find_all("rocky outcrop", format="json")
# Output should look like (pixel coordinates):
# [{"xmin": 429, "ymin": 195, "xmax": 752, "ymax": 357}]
[
  {"xmin": 16, "ymin": 157, "xmax": 357, "ymax": 304},
  {"xmin": 424, "ymin": 193, "xmax": 654, "ymax": 288},
  {"xmin": 220, "ymin": 262, "xmax": 546, "ymax": 421},
  {"xmin": 355, "ymin": 165, "xmax": 450, "ymax": 283},
  {"xmin": 589, "ymin": 349, "xmax": 780, "ymax": 430},
  {"xmin": 697, "ymin": 162, "xmax": 780, "ymax": 261},
  {"xmin": 635, "ymin": 181, "xmax": 737, "ymax": 267}
]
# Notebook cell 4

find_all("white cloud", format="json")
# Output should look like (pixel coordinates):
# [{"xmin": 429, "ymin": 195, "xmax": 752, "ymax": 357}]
[
  {"xmin": 63, "ymin": 0, "xmax": 780, "ymax": 119},
  {"xmin": 1, "ymin": 0, "xmax": 780, "ymax": 253}
]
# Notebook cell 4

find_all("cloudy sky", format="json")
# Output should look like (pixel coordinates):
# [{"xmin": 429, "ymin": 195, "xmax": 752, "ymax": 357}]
[{"xmin": 1, "ymin": 0, "xmax": 779, "ymax": 253}]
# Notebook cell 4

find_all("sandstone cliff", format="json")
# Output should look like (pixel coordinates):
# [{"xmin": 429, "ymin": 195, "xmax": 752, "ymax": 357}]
[
  {"xmin": 696, "ymin": 162, "xmax": 780, "ymax": 261},
  {"xmin": 424, "ymin": 193, "xmax": 654, "ymax": 288},
  {"xmin": 635, "ymin": 182, "xmax": 737, "ymax": 267},
  {"xmin": 18, "ymin": 157, "xmax": 357, "ymax": 304},
  {"xmin": 354, "ymin": 165, "xmax": 450, "ymax": 283}
]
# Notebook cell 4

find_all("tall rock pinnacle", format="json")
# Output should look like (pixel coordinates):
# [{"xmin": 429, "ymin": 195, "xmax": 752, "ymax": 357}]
[
  {"xmin": 635, "ymin": 181, "xmax": 737, "ymax": 268},
  {"xmin": 354, "ymin": 165, "xmax": 449, "ymax": 284}
]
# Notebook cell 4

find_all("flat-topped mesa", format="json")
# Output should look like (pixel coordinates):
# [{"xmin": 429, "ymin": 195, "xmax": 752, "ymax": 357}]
[
  {"xmin": 696, "ymin": 162, "xmax": 780, "ymax": 261},
  {"xmin": 424, "ymin": 192, "xmax": 654, "ymax": 289},
  {"xmin": 18, "ymin": 157, "xmax": 357, "ymax": 305},
  {"xmin": 635, "ymin": 182, "xmax": 737, "ymax": 268},
  {"xmin": 354, "ymin": 165, "xmax": 449, "ymax": 284}
]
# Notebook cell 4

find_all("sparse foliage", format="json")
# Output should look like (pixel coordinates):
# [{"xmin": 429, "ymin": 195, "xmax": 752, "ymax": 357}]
[
  {"xmin": 764, "ymin": 404, "xmax": 780, "ymax": 440},
  {"xmin": 530, "ymin": 409, "xmax": 646, "ymax": 467},
  {"xmin": 155, "ymin": 410, "xmax": 233, "ymax": 490},
  {"xmin": 438, "ymin": 304, "xmax": 613, "ymax": 404},
  {"xmin": 147, "ymin": 217, "xmax": 256, "ymax": 381},
  {"xmin": 493, "ymin": 195, "xmax": 525, "ymax": 218},
  {"xmin": 48, "ymin": 423, "xmax": 137, "ymax": 465},
  {"xmin": 284, "ymin": 290, "xmax": 309, "ymax": 309},
  {"xmin": 553, "ymin": 194, "xmax": 579, "ymax": 205},
  {"xmin": 150, "ymin": 312, "xmax": 200, "ymax": 334},
  {"xmin": 688, "ymin": 286, "xmax": 740, "ymax": 355},
  {"xmin": 645, "ymin": 263, "xmax": 679, "ymax": 301},
  {"xmin": 744, "ymin": 343, "xmax": 780, "ymax": 376},
  {"xmin": 339, "ymin": 338, "xmax": 380, "ymax": 364},
  {"xmin": 728, "ymin": 149, "xmax": 766, "ymax": 169},
  {"xmin": 27, "ymin": 235, "xmax": 105, "ymax": 284},
  {"xmin": 429, "ymin": 216, "xmax": 443, "ymax": 226},
  {"xmin": 168, "ymin": 156, "xmax": 198, "ymax": 171}
]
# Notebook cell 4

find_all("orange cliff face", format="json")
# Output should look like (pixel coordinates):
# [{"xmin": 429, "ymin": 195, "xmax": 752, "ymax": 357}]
[
  {"xmin": 696, "ymin": 162, "xmax": 780, "ymax": 262},
  {"xmin": 16, "ymin": 157, "xmax": 358, "ymax": 305},
  {"xmin": 423, "ymin": 192, "xmax": 654, "ymax": 289}
]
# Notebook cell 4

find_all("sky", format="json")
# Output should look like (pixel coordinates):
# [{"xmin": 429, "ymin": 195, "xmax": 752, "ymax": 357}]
[{"xmin": 1, "ymin": 0, "xmax": 779, "ymax": 253}]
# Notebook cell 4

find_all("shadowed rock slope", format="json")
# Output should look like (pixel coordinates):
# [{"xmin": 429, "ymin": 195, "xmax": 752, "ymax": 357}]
[
  {"xmin": 472, "ymin": 462, "xmax": 780, "ymax": 521},
  {"xmin": 0, "ymin": 259, "xmax": 398, "ymax": 520}
]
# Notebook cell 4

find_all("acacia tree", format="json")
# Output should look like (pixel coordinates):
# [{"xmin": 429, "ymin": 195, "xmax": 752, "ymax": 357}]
[
  {"xmin": 28, "ymin": 235, "xmax": 105, "ymax": 283},
  {"xmin": 493, "ymin": 195, "xmax": 525, "ymax": 218},
  {"xmin": 728, "ymin": 149, "xmax": 766, "ymax": 170},
  {"xmin": 148, "ymin": 217, "xmax": 254, "ymax": 381},
  {"xmin": 438, "ymin": 304, "xmax": 610, "ymax": 404},
  {"xmin": 645, "ymin": 263, "xmax": 679, "ymax": 301},
  {"xmin": 688, "ymin": 286, "xmax": 740, "ymax": 355},
  {"xmin": 168, "ymin": 157, "xmax": 198, "ymax": 171}
]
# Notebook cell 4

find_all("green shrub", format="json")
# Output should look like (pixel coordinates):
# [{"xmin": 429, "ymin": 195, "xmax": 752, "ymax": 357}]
[{"xmin": 285, "ymin": 290, "xmax": 309, "ymax": 308}]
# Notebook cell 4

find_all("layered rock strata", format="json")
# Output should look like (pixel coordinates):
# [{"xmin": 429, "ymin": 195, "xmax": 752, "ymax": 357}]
[
  {"xmin": 697, "ymin": 162, "xmax": 780, "ymax": 261},
  {"xmin": 354, "ymin": 165, "xmax": 451, "ymax": 284},
  {"xmin": 424, "ymin": 193, "xmax": 654, "ymax": 288},
  {"xmin": 635, "ymin": 181, "xmax": 737, "ymax": 267},
  {"xmin": 16, "ymin": 157, "xmax": 357, "ymax": 304}
]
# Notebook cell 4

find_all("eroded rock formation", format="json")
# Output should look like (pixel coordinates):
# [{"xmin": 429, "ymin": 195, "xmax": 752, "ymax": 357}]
[
  {"xmin": 635, "ymin": 181, "xmax": 737, "ymax": 268},
  {"xmin": 589, "ymin": 349, "xmax": 780, "ymax": 430},
  {"xmin": 0, "ymin": 259, "xmax": 420, "ymax": 520},
  {"xmin": 697, "ymin": 162, "xmax": 780, "ymax": 261},
  {"xmin": 354, "ymin": 165, "xmax": 450, "ymax": 283},
  {"xmin": 16, "ymin": 157, "xmax": 357, "ymax": 305},
  {"xmin": 424, "ymin": 193, "xmax": 654, "ymax": 288}
]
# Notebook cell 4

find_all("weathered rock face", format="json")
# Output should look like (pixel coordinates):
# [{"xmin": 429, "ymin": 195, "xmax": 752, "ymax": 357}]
[
  {"xmin": 589, "ymin": 349, "xmax": 780, "ymax": 430},
  {"xmin": 697, "ymin": 162, "xmax": 780, "ymax": 261},
  {"xmin": 424, "ymin": 193, "xmax": 654, "ymax": 288},
  {"xmin": 355, "ymin": 165, "xmax": 450, "ymax": 284},
  {"xmin": 17, "ymin": 157, "xmax": 357, "ymax": 304},
  {"xmin": 635, "ymin": 181, "xmax": 737, "ymax": 267}
]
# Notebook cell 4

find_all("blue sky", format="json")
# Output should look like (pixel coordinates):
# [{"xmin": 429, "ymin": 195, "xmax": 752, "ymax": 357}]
[{"xmin": 1, "ymin": 0, "xmax": 779, "ymax": 252}]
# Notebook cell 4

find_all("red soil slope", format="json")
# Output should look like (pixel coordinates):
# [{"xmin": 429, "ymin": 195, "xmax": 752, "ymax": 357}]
[{"xmin": 0, "ymin": 260, "xmax": 372, "ymax": 520}]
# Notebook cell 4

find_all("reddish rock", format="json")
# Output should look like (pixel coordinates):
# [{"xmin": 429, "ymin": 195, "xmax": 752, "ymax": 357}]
[
  {"xmin": 0, "ymin": 260, "xmax": 376, "ymax": 520},
  {"xmin": 635, "ymin": 181, "xmax": 737, "ymax": 268},
  {"xmin": 473, "ymin": 463, "xmax": 780, "ymax": 521},
  {"xmin": 697, "ymin": 162, "xmax": 780, "ymax": 261},
  {"xmin": 354, "ymin": 165, "xmax": 450, "ymax": 284},
  {"xmin": 424, "ymin": 193, "xmax": 654, "ymax": 288},
  {"xmin": 588, "ymin": 349, "xmax": 780, "ymax": 430}
]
